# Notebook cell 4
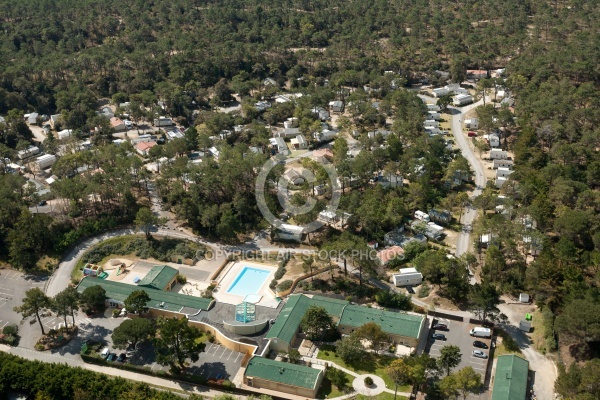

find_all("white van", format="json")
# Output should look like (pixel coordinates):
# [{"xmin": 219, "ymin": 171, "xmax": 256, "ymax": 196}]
[
  {"xmin": 414, "ymin": 210, "xmax": 431, "ymax": 222},
  {"xmin": 469, "ymin": 327, "xmax": 492, "ymax": 338}
]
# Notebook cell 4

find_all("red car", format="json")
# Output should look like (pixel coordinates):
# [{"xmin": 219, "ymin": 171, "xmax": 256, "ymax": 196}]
[{"xmin": 467, "ymin": 131, "xmax": 477, "ymax": 137}]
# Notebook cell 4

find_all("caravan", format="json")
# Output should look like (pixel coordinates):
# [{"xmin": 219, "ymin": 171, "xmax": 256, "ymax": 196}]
[{"xmin": 414, "ymin": 210, "xmax": 430, "ymax": 222}]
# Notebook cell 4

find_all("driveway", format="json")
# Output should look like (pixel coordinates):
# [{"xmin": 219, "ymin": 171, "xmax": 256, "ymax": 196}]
[{"xmin": 498, "ymin": 301, "xmax": 557, "ymax": 400}]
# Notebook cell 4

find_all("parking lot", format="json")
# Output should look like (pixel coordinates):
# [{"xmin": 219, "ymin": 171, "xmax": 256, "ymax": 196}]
[
  {"xmin": 425, "ymin": 317, "xmax": 492, "ymax": 377},
  {"xmin": 0, "ymin": 270, "xmax": 48, "ymax": 334},
  {"xmin": 93, "ymin": 316, "xmax": 244, "ymax": 381}
]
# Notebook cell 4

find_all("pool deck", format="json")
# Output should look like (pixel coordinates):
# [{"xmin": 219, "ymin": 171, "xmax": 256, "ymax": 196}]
[{"xmin": 212, "ymin": 261, "xmax": 279, "ymax": 308}]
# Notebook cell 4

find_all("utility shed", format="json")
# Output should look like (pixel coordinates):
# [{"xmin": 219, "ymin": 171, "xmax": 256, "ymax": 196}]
[
  {"xmin": 244, "ymin": 356, "xmax": 324, "ymax": 398},
  {"xmin": 137, "ymin": 265, "xmax": 179, "ymax": 291},
  {"xmin": 491, "ymin": 355, "xmax": 529, "ymax": 400}
]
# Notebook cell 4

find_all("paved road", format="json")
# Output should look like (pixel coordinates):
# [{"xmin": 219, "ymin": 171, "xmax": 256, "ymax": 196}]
[{"xmin": 449, "ymin": 99, "xmax": 487, "ymax": 258}]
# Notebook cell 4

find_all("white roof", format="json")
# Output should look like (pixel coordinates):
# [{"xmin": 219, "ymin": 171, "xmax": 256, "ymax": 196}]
[
  {"xmin": 399, "ymin": 267, "xmax": 418, "ymax": 274},
  {"xmin": 278, "ymin": 224, "xmax": 304, "ymax": 234}
]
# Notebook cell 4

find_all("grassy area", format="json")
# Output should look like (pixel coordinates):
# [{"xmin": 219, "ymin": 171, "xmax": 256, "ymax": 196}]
[
  {"xmin": 529, "ymin": 310, "xmax": 548, "ymax": 352},
  {"xmin": 317, "ymin": 345, "xmax": 411, "ymax": 392},
  {"xmin": 316, "ymin": 372, "xmax": 355, "ymax": 399},
  {"xmin": 353, "ymin": 393, "xmax": 408, "ymax": 400},
  {"xmin": 494, "ymin": 328, "xmax": 522, "ymax": 358},
  {"xmin": 71, "ymin": 235, "xmax": 207, "ymax": 283}
]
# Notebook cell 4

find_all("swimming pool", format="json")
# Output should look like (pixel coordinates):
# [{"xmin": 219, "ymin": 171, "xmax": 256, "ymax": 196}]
[{"xmin": 226, "ymin": 266, "xmax": 271, "ymax": 296}]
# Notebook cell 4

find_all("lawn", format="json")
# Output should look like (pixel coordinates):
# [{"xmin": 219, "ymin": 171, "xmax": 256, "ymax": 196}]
[
  {"xmin": 317, "ymin": 345, "xmax": 411, "ymax": 392},
  {"xmin": 316, "ymin": 371, "xmax": 354, "ymax": 399}
]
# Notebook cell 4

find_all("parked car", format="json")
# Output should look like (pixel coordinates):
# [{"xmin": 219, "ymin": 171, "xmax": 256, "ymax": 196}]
[
  {"xmin": 116, "ymin": 353, "xmax": 127, "ymax": 362},
  {"xmin": 432, "ymin": 323, "xmax": 448, "ymax": 330},
  {"xmin": 432, "ymin": 333, "xmax": 446, "ymax": 340},
  {"xmin": 107, "ymin": 353, "xmax": 117, "ymax": 362},
  {"xmin": 473, "ymin": 340, "xmax": 488, "ymax": 349},
  {"xmin": 472, "ymin": 349, "xmax": 488, "ymax": 359},
  {"xmin": 467, "ymin": 131, "xmax": 477, "ymax": 137},
  {"xmin": 101, "ymin": 348, "xmax": 110, "ymax": 359},
  {"xmin": 38, "ymin": 200, "xmax": 47, "ymax": 206}
]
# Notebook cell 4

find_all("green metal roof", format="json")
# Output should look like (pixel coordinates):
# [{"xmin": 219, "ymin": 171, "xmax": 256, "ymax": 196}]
[
  {"xmin": 77, "ymin": 277, "xmax": 212, "ymax": 313},
  {"xmin": 245, "ymin": 356, "xmax": 322, "ymax": 389},
  {"xmin": 338, "ymin": 305, "xmax": 424, "ymax": 339},
  {"xmin": 266, "ymin": 294, "xmax": 349, "ymax": 345},
  {"xmin": 137, "ymin": 265, "xmax": 178, "ymax": 290},
  {"xmin": 491, "ymin": 355, "xmax": 529, "ymax": 400}
]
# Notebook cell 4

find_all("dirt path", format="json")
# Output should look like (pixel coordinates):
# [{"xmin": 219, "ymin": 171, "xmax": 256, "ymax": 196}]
[{"xmin": 498, "ymin": 300, "xmax": 557, "ymax": 400}]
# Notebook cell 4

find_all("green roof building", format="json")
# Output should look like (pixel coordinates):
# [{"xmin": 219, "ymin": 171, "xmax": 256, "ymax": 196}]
[
  {"xmin": 137, "ymin": 265, "xmax": 178, "ymax": 291},
  {"xmin": 491, "ymin": 355, "xmax": 529, "ymax": 400},
  {"xmin": 244, "ymin": 356, "xmax": 324, "ymax": 398},
  {"xmin": 266, "ymin": 294, "xmax": 349, "ymax": 351},
  {"xmin": 77, "ymin": 276, "xmax": 213, "ymax": 315},
  {"xmin": 266, "ymin": 294, "xmax": 426, "ymax": 351},
  {"xmin": 338, "ymin": 304, "xmax": 425, "ymax": 347}
]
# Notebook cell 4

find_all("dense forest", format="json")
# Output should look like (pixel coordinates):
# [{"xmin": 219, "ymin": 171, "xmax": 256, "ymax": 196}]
[{"xmin": 0, "ymin": 0, "xmax": 599, "ymax": 398}]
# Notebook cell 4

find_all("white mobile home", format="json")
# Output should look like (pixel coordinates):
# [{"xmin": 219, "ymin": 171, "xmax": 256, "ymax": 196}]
[
  {"xmin": 425, "ymin": 127, "xmax": 442, "ymax": 136},
  {"xmin": 495, "ymin": 177, "xmax": 507, "ymax": 188},
  {"xmin": 432, "ymin": 87, "xmax": 449, "ymax": 97},
  {"xmin": 426, "ymin": 104, "xmax": 440, "ymax": 112},
  {"xmin": 493, "ymin": 159, "xmax": 513, "ymax": 169},
  {"xmin": 283, "ymin": 117, "xmax": 299, "ymax": 129},
  {"xmin": 36, "ymin": 154, "xmax": 57, "ymax": 169},
  {"xmin": 414, "ymin": 210, "xmax": 430, "ymax": 222},
  {"xmin": 273, "ymin": 224, "xmax": 304, "ymax": 243},
  {"xmin": 392, "ymin": 267, "xmax": 423, "ymax": 287},
  {"xmin": 496, "ymin": 167, "xmax": 514, "ymax": 178},
  {"xmin": 489, "ymin": 149, "xmax": 509, "ymax": 160},
  {"xmin": 269, "ymin": 137, "xmax": 288, "ymax": 155},
  {"xmin": 488, "ymin": 134, "xmax": 500, "ymax": 148},
  {"xmin": 57, "ymin": 129, "xmax": 73, "ymax": 140},
  {"xmin": 18, "ymin": 146, "xmax": 40, "ymax": 160},
  {"xmin": 425, "ymin": 222, "xmax": 445, "ymax": 240},
  {"xmin": 290, "ymin": 135, "xmax": 308, "ymax": 150},
  {"xmin": 464, "ymin": 118, "xmax": 478, "ymax": 129},
  {"xmin": 453, "ymin": 94, "xmax": 473, "ymax": 106},
  {"xmin": 427, "ymin": 111, "xmax": 441, "ymax": 120},
  {"xmin": 424, "ymin": 120, "xmax": 439, "ymax": 128}
]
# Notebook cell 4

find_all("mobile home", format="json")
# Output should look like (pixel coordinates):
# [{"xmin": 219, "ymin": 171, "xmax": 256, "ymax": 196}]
[
  {"xmin": 453, "ymin": 94, "xmax": 473, "ymax": 106},
  {"xmin": 392, "ymin": 267, "xmax": 423, "ymax": 287}
]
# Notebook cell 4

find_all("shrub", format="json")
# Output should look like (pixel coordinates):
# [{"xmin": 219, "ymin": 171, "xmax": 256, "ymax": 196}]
[
  {"xmin": 112, "ymin": 309, "xmax": 120, "ymax": 318},
  {"xmin": 2, "ymin": 324, "xmax": 18, "ymax": 336},
  {"xmin": 176, "ymin": 274, "xmax": 187, "ymax": 284},
  {"xmin": 274, "ymin": 266, "xmax": 286, "ymax": 280},
  {"xmin": 417, "ymin": 282, "xmax": 430, "ymax": 298},
  {"xmin": 364, "ymin": 376, "xmax": 374, "ymax": 386},
  {"xmin": 276, "ymin": 280, "xmax": 293, "ymax": 292},
  {"xmin": 269, "ymin": 279, "xmax": 278, "ymax": 289}
]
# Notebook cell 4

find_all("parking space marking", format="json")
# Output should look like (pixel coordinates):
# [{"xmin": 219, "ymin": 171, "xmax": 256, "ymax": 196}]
[
  {"xmin": 226, "ymin": 350, "xmax": 236, "ymax": 360},
  {"xmin": 218, "ymin": 347, "xmax": 229, "ymax": 358},
  {"xmin": 0, "ymin": 300, "xmax": 7, "ymax": 309},
  {"xmin": 0, "ymin": 320, "xmax": 8, "ymax": 329},
  {"xmin": 233, "ymin": 352, "xmax": 242, "ymax": 362}
]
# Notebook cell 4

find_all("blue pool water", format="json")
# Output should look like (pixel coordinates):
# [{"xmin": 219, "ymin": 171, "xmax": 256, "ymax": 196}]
[{"xmin": 226, "ymin": 266, "xmax": 271, "ymax": 296}]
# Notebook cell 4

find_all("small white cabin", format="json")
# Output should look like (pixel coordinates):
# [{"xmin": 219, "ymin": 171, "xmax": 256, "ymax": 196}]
[{"xmin": 392, "ymin": 267, "xmax": 423, "ymax": 287}]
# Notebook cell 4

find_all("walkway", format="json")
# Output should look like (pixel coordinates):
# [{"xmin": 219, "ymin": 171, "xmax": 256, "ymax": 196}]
[{"xmin": 303, "ymin": 352, "xmax": 412, "ymax": 399}]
